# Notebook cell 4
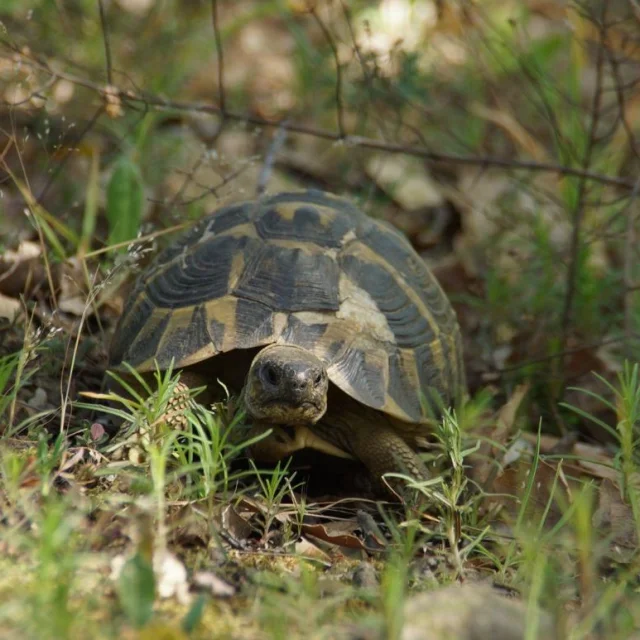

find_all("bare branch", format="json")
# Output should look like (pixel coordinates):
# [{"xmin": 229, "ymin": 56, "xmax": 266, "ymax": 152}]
[
  {"xmin": 606, "ymin": 46, "xmax": 640, "ymax": 161},
  {"xmin": 497, "ymin": 333, "xmax": 640, "ymax": 374},
  {"xmin": 2, "ymin": 41, "xmax": 637, "ymax": 192},
  {"xmin": 168, "ymin": 150, "xmax": 210, "ymax": 209},
  {"xmin": 210, "ymin": 0, "xmax": 226, "ymax": 114},
  {"xmin": 309, "ymin": 6, "xmax": 346, "ymax": 139},
  {"xmin": 158, "ymin": 160, "xmax": 256, "ymax": 207},
  {"xmin": 624, "ymin": 178, "xmax": 640, "ymax": 338},
  {"xmin": 97, "ymin": 0, "xmax": 113, "ymax": 85},
  {"xmin": 0, "ymin": 74, "xmax": 56, "ymax": 106},
  {"xmin": 561, "ymin": 5, "xmax": 607, "ymax": 344}
]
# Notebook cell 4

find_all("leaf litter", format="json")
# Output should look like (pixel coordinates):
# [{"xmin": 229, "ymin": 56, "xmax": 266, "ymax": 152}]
[{"xmin": 1, "ymin": 2, "xmax": 640, "ymax": 637}]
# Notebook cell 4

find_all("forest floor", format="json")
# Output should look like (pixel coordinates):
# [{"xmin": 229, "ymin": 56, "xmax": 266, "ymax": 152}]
[{"xmin": 1, "ymin": 1, "xmax": 639, "ymax": 638}]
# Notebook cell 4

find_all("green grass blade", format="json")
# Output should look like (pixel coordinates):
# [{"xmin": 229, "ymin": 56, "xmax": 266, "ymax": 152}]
[{"xmin": 107, "ymin": 155, "xmax": 144, "ymax": 250}]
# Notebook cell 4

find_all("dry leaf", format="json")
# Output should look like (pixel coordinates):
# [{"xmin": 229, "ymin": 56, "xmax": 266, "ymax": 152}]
[
  {"xmin": 168, "ymin": 505, "xmax": 212, "ymax": 548},
  {"xmin": 470, "ymin": 384, "xmax": 529, "ymax": 489},
  {"xmin": 0, "ymin": 240, "xmax": 45, "ymax": 297},
  {"xmin": 294, "ymin": 536, "xmax": 332, "ymax": 564},
  {"xmin": 0, "ymin": 291, "xmax": 21, "ymax": 320},
  {"xmin": 301, "ymin": 520, "xmax": 368, "ymax": 551},
  {"xmin": 220, "ymin": 504, "xmax": 253, "ymax": 541}
]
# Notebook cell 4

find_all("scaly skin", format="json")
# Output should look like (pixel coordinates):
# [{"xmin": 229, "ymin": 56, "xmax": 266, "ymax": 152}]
[{"xmin": 161, "ymin": 345, "xmax": 430, "ymax": 497}]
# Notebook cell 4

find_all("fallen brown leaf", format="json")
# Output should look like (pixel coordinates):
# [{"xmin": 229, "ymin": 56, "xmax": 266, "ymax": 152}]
[
  {"xmin": 301, "ymin": 520, "xmax": 368, "ymax": 551},
  {"xmin": 0, "ymin": 240, "xmax": 45, "ymax": 298},
  {"xmin": 470, "ymin": 383, "xmax": 530, "ymax": 489},
  {"xmin": 294, "ymin": 536, "xmax": 332, "ymax": 564},
  {"xmin": 0, "ymin": 291, "xmax": 21, "ymax": 320},
  {"xmin": 220, "ymin": 503, "xmax": 253, "ymax": 542}
]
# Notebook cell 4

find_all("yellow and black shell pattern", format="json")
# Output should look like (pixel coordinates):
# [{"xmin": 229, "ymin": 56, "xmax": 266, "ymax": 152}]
[{"xmin": 110, "ymin": 190, "xmax": 465, "ymax": 423}]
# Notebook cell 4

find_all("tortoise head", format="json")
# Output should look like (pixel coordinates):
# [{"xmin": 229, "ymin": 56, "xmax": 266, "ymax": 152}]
[{"xmin": 244, "ymin": 344, "xmax": 329, "ymax": 425}]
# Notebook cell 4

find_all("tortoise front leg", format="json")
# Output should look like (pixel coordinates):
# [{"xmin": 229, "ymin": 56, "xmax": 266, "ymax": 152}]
[
  {"xmin": 347, "ymin": 421, "xmax": 430, "ymax": 485},
  {"xmin": 312, "ymin": 408, "xmax": 430, "ymax": 498}
]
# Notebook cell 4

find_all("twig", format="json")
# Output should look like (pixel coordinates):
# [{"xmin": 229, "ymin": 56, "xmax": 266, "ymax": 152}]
[
  {"xmin": 606, "ymin": 46, "xmax": 640, "ymax": 161},
  {"xmin": 309, "ymin": 6, "xmax": 346, "ymax": 139},
  {"xmin": 2, "ymin": 42, "xmax": 637, "ymax": 191},
  {"xmin": 560, "ymin": 5, "xmax": 607, "ymax": 345},
  {"xmin": 623, "ymin": 178, "xmax": 640, "ymax": 338},
  {"xmin": 0, "ymin": 75, "xmax": 57, "ymax": 106},
  {"xmin": 164, "ymin": 159, "xmax": 256, "ymax": 207},
  {"xmin": 82, "ymin": 221, "xmax": 192, "ymax": 259},
  {"xmin": 97, "ymin": 0, "xmax": 113, "ymax": 85},
  {"xmin": 168, "ymin": 150, "xmax": 210, "ymax": 208},
  {"xmin": 210, "ymin": 0, "xmax": 226, "ymax": 114},
  {"xmin": 497, "ymin": 333, "xmax": 640, "ymax": 374}
]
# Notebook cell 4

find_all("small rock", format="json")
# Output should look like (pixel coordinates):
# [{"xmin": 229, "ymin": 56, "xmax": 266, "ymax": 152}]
[
  {"xmin": 352, "ymin": 562, "xmax": 378, "ymax": 591},
  {"xmin": 401, "ymin": 583, "xmax": 554, "ymax": 640}
]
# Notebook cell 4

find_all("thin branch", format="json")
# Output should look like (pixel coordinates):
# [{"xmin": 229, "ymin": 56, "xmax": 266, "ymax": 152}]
[
  {"xmin": 168, "ymin": 150, "xmax": 209, "ymax": 208},
  {"xmin": 340, "ymin": 0, "xmax": 396, "ymax": 152},
  {"xmin": 606, "ymin": 46, "xmax": 640, "ymax": 161},
  {"xmin": 3, "ymin": 42, "xmax": 637, "ymax": 192},
  {"xmin": 309, "ymin": 6, "xmax": 346, "ymax": 139},
  {"xmin": 97, "ymin": 0, "xmax": 113, "ymax": 85},
  {"xmin": 624, "ymin": 178, "xmax": 640, "ymax": 338},
  {"xmin": 210, "ymin": 0, "xmax": 226, "ymax": 114},
  {"xmin": 158, "ymin": 160, "xmax": 256, "ymax": 207},
  {"xmin": 497, "ymin": 333, "xmax": 640, "ymax": 374},
  {"xmin": 560, "ymin": 5, "xmax": 607, "ymax": 344},
  {"xmin": 0, "ymin": 74, "xmax": 56, "ymax": 106}
]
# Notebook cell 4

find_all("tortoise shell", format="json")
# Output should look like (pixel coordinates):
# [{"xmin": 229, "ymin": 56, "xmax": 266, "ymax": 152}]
[{"xmin": 110, "ymin": 190, "xmax": 464, "ymax": 423}]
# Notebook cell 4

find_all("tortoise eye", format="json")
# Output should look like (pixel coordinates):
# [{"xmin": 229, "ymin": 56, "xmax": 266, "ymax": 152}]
[
  {"xmin": 262, "ymin": 364, "xmax": 279, "ymax": 386},
  {"xmin": 313, "ymin": 372, "xmax": 323, "ymax": 387}
]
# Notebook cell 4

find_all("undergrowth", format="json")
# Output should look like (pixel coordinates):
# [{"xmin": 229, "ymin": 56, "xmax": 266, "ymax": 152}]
[{"xmin": 1, "ymin": 1, "xmax": 640, "ymax": 638}]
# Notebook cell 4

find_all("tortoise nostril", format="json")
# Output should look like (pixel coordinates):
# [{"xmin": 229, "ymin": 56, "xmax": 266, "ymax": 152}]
[{"xmin": 262, "ymin": 364, "xmax": 279, "ymax": 386}]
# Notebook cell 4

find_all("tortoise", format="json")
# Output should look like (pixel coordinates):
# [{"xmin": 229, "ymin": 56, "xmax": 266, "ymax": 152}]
[{"xmin": 109, "ymin": 190, "xmax": 465, "ymax": 489}]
